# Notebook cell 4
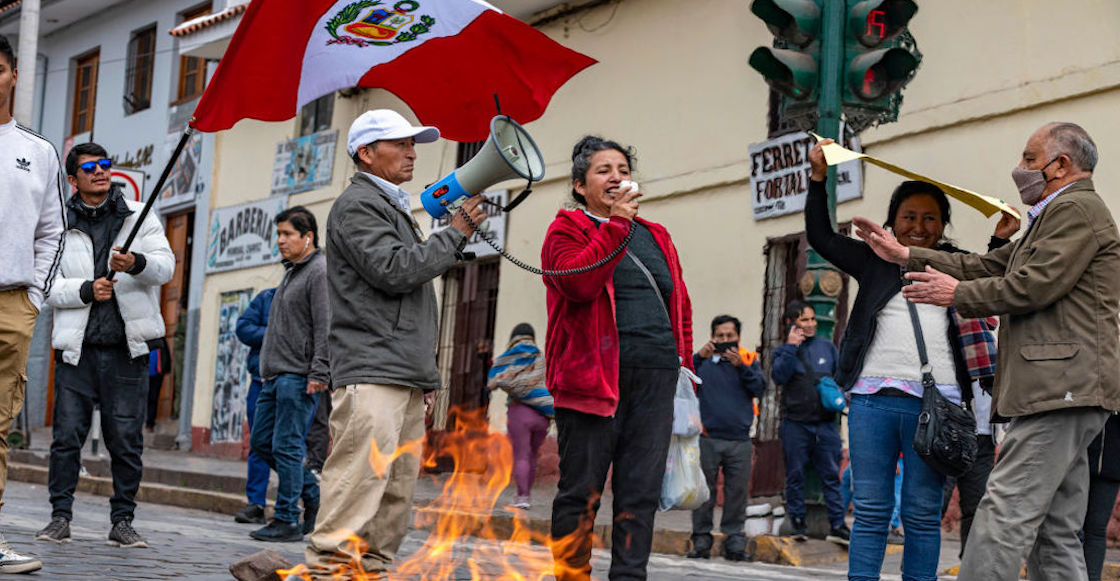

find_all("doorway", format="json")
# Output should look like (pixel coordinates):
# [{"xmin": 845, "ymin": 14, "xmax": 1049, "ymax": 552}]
[
  {"xmin": 427, "ymin": 258, "xmax": 500, "ymax": 472},
  {"xmin": 752, "ymin": 227, "xmax": 850, "ymax": 497}
]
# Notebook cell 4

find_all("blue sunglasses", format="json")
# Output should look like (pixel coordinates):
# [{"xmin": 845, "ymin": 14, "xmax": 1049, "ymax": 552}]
[{"xmin": 78, "ymin": 158, "xmax": 112, "ymax": 173}]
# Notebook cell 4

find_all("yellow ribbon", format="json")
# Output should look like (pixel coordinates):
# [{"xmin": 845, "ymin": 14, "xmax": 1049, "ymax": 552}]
[{"xmin": 810, "ymin": 133, "xmax": 1021, "ymax": 219}]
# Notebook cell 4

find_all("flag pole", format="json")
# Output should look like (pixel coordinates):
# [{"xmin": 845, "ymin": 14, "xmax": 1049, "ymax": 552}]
[{"xmin": 106, "ymin": 121, "xmax": 196, "ymax": 281}]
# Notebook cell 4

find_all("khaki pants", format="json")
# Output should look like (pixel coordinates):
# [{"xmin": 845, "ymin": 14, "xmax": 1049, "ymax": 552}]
[
  {"xmin": 305, "ymin": 383, "xmax": 425, "ymax": 578},
  {"xmin": 959, "ymin": 407, "xmax": 1110, "ymax": 581},
  {"xmin": 0, "ymin": 289, "xmax": 38, "ymax": 507}
]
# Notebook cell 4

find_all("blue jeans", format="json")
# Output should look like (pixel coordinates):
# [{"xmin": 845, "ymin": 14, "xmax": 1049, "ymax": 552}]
[
  {"xmin": 249, "ymin": 374, "xmax": 320, "ymax": 524},
  {"xmin": 779, "ymin": 419, "xmax": 845, "ymax": 529},
  {"xmin": 845, "ymin": 460, "xmax": 904, "ymax": 529},
  {"xmin": 848, "ymin": 394, "xmax": 945, "ymax": 581},
  {"xmin": 245, "ymin": 378, "xmax": 269, "ymax": 506}
]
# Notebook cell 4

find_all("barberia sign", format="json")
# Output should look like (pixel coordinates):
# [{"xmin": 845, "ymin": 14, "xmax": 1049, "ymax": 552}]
[{"xmin": 206, "ymin": 197, "xmax": 288, "ymax": 273}]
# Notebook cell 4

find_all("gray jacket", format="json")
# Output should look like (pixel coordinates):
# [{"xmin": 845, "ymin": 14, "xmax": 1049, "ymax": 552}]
[
  {"xmin": 326, "ymin": 173, "xmax": 466, "ymax": 390},
  {"xmin": 260, "ymin": 250, "xmax": 331, "ymax": 384}
]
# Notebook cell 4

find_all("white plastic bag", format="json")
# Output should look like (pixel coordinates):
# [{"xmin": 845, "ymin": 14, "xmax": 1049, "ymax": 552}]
[
  {"xmin": 659, "ymin": 433, "xmax": 710, "ymax": 511},
  {"xmin": 672, "ymin": 367, "xmax": 703, "ymax": 437}
]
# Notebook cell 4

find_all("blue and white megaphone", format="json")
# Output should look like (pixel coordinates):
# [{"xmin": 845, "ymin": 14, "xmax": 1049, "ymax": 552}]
[{"xmin": 421, "ymin": 115, "xmax": 545, "ymax": 224}]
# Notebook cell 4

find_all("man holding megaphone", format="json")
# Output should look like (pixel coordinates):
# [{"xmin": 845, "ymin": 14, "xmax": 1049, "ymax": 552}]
[{"xmin": 303, "ymin": 110, "xmax": 486, "ymax": 578}]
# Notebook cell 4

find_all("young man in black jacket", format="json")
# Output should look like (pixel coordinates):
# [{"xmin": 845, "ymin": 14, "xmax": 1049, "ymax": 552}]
[{"xmin": 688, "ymin": 315, "xmax": 766, "ymax": 561}]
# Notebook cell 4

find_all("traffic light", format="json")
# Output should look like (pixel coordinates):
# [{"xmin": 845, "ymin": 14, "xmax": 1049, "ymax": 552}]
[
  {"xmin": 843, "ymin": 0, "xmax": 920, "ymax": 109},
  {"xmin": 748, "ymin": 0, "xmax": 822, "ymax": 102}
]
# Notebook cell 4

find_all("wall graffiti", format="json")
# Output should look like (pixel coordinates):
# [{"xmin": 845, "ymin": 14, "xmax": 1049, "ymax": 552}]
[{"xmin": 210, "ymin": 288, "xmax": 253, "ymax": 444}]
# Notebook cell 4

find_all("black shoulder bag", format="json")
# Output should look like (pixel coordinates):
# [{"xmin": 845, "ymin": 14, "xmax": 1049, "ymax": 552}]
[{"xmin": 906, "ymin": 299, "xmax": 978, "ymax": 478}]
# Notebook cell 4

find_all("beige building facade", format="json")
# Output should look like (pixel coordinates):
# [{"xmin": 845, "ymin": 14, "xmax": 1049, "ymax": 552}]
[{"xmin": 185, "ymin": 0, "xmax": 1120, "ymax": 461}]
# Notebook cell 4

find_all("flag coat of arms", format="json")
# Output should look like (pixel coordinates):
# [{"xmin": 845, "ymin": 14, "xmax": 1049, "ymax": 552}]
[{"xmin": 191, "ymin": 0, "xmax": 596, "ymax": 141}]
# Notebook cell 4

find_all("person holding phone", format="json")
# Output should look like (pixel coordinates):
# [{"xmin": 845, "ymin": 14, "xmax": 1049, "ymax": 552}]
[
  {"xmin": 771, "ymin": 300, "xmax": 847, "ymax": 545},
  {"xmin": 687, "ymin": 315, "xmax": 765, "ymax": 561}
]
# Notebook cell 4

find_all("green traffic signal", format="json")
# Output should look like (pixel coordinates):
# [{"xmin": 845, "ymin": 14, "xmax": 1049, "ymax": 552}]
[
  {"xmin": 847, "ymin": 0, "xmax": 918, "ymax": 47},
  {"xmin": 749, "ymin": 0, "xmax": 822, "ymax": 101},
  {"xmin": 750, "ymin": 0, "xmax": 821, "ymax": 47},
  {"xmin": 846, "ymin": 47, "xmax": 919, "ymax": 101},
  {"xmin": 749, "ymin": 47, "xmax": 819, "ymax": 101}
]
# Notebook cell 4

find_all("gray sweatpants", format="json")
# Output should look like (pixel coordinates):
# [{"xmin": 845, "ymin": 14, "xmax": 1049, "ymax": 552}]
[{"xmin": 959, "ymin": 406, "xmax": 1110, "ymax": 581}]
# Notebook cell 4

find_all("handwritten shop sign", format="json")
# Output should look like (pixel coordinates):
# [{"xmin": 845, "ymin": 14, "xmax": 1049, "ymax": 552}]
[{"xmin": 749, "ymin": 132, "xmax": 862, "ymax": 220}]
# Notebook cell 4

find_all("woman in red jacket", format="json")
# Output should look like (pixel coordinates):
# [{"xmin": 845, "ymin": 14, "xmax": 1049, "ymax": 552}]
[{"xmin": 542, "ymin": 136, "xmax": 693, "ymax": 581}]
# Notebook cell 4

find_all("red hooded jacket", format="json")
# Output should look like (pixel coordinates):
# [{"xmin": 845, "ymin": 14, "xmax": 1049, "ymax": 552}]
[{"xmin": 541, "ymin": 209, "xmax": 693, "ymax": 417}]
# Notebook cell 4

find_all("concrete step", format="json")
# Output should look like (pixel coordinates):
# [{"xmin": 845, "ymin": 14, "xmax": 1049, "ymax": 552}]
[
  {"xmin": 10, "ymin": 448, "xmax": 252, "ymax": 496},
  {"xmin": 7, "ymin": 462, "xmax": 246, "ymax": 517}
]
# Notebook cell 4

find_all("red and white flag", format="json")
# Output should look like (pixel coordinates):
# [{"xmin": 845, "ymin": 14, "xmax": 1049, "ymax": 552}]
[{"xmin": 191, "ymin": 0, "xmax": 596, "ymax": 141}]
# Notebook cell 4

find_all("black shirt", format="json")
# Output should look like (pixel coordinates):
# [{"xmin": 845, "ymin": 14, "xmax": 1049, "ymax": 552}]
[
  {"xmin": 68, "ymin": 189, "xmax": 131, "ymax": 347},
  {"xmin": 610, "ymin": 222, "xmax": 678, "ymax": 369}
]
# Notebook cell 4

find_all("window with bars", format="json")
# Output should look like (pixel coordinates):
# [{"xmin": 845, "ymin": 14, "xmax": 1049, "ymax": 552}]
[
  {"xmin": 124, "ymin": 25, "xmax": 156, "ymax": 114},
  {"xmin": 455, "ymin": 140, "xmax": 486, "ymax": 168},
  {"xmin": 175, "ymin": 3, "xmax": 212, "ymax": 103},
  {"xmin": 298, "ymin": 93, "xmax": 334, "ymax": 136},
  {"xmin": 71, "ymin": 50, "xmax": 99, "ymax": 136}
]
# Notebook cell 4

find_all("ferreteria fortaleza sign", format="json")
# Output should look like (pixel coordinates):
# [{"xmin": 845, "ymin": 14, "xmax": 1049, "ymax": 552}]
[
  {"xmin": 749, "ymin": 132, "xmax": 862, "ymax": 220},
  {"xmin": 205, "ymin": 196, "xmax": 289, "ymax": 273}
]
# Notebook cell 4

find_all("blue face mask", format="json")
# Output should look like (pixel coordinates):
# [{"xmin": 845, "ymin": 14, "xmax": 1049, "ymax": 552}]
[{"xmin": 1011, "ymin": 157, "xmax": 1059, "ymax": 205}]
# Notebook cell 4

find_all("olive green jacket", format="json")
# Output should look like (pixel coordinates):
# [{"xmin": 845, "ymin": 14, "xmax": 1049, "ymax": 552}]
[{"xmin": 909, "ymin": 179, "xmax": 1120, "ymax": 418}]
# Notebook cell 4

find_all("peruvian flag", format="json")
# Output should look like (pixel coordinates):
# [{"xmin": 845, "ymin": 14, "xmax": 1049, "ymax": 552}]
[{"xmin": 191, "ymin": 0, "xmax": 596, "ymax": 141}]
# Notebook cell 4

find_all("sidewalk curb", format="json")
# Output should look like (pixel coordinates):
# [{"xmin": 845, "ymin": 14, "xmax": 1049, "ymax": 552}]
[
  {"xmin": 7, "ymin": 463, "xmax": 247, "ymax": 516},
  {"xmin": 8, "ymin": 463, "xmax": 860, "ymax": 565},
  {"xmin": 10, "ymin": 449, "xmax": 250, "ymax": 495}
]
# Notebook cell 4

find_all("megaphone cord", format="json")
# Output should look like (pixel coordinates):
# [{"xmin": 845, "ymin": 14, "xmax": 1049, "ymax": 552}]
[{"xmin": 457, "ymin": 206, "xmax": 635, "ymax": 277}]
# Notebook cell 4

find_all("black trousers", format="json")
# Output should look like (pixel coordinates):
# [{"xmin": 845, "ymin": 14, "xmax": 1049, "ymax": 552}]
[
  {"xmin": 304, "ymin": 390, "xmax": 332, "ymax": 472},
  {"xmin": 943, "ymin": 434, "xmax": 996, "ymax": 558},
  {"xmin": 49, "ymin": 344, "xmax": 147, "ymax": 523},
  {"xmin": 145, "ymin": 373, "xmax": 163, "ymax": 429},
  {"xmin": 1082, "ymin": 475, "xmax": 1120, "ymax": 581},
  {"xmin": 551, "ymin": 366, "xmax": 676, "ymax": 581}
]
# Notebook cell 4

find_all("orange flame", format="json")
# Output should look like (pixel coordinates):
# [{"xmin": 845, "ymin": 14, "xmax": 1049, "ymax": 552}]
[{"xmin": 278, "ymin": 405, "xmax": 600, "ymax": 580}]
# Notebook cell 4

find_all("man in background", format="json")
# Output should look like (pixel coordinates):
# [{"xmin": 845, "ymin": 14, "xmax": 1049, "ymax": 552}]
[
  {"xmin": 235, "ymin": 287, "xmax": 277, "ymax": 524},
  {"xmin": 688, "ymin": 315, "xmax": 765, "ymax": 561}
]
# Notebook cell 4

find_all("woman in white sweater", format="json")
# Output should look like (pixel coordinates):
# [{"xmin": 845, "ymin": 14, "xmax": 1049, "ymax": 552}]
[{"xmin": 804, "ymin": 140, "xmax": 1014, "ymax": 581}]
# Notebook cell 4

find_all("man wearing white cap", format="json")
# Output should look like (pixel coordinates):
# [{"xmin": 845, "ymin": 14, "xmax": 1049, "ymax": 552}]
[{"xmin": 302, "ymin": 109, "xmax": 486, "ymax": 579}]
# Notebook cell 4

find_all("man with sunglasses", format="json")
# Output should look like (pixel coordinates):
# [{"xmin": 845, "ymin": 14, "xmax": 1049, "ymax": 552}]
[
  {"xmin": 35, "ymin": 142, "xmax": 174, "ymax": 550},
  {"xmin": 0, "ymin": 33, "xmax": 64, "ymax": 574}
]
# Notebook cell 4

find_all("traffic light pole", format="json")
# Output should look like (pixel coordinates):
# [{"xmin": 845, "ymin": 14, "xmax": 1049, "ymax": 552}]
[{"xmin": 816, "ymin": 0, "xmax": 845, "ymax": 229}]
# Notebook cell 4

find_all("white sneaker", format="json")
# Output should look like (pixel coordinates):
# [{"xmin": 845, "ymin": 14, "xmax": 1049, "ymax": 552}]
[
  {"xmin": 511, "ymin": 496, "xmax": 531, "ymax": 510},
  {"xmin": 0, "ymin": 534, "xmax": 42, "ymax": 573}
]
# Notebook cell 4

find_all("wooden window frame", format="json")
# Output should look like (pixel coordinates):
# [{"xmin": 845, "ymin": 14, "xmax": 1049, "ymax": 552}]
[
  {"xmin": 124, "ymin": 25, "xmax": 157, "ymax": 115},
  {"xmin": 70, "ymin": 50, "xmax": 100, "ymax": 137},
  {"xmin": 174, "ymin": 3, "xmax": 212, "ymax": 105}
]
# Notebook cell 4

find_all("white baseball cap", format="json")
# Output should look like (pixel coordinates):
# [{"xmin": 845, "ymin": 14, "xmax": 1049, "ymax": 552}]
[{"xmin": 346, "ymin": 109, "xmax": 440, "ymax": 156}]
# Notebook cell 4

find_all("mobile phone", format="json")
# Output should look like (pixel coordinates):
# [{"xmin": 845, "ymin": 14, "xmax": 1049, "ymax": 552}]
[{"xmin": 713, "ymin": 341, "xmax": 738, "ymax": 354}]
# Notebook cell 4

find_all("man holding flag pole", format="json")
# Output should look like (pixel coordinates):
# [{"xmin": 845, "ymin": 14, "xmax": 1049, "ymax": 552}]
[{"xmin": 172, "ymin": 0, "xmax": 595, "ymax": 577}]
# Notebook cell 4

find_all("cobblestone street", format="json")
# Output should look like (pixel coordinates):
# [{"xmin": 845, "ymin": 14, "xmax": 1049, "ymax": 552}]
[{"xmin": 0, "ymin": 481, "xmax": 862, "ymax": 581}]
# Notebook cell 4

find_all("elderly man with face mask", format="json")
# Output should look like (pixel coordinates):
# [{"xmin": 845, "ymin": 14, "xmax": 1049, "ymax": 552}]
[{"xmin": 855, "ymin": 122, "xmax": 1120, "ymax": 581}]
